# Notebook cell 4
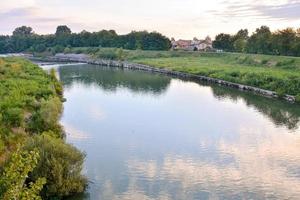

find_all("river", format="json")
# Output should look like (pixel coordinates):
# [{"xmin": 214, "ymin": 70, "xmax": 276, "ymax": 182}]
[{"xmin": 42, "ymin": 62, "xmax": 300, "ymax": 200}]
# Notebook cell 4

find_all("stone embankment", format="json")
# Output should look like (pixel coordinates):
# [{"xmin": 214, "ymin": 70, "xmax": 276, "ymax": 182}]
[{"xmin": 31, "ymin": 53, "xmax": 296, "ymax": 103}]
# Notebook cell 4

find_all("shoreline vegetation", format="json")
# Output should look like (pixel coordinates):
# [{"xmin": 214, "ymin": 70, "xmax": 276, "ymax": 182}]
[
  {"xmin": 31, "ymin": 48, "xmax": 300, "ymax": 103},
  {"xmin": 0, "ymin": 57, "xmax": 87, "ymax": 199}
]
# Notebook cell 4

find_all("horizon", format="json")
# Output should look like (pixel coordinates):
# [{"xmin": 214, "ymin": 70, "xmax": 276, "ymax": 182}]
[{"xmin": 1, "ymin": 0, "xmax": 300, "ymax": 39}]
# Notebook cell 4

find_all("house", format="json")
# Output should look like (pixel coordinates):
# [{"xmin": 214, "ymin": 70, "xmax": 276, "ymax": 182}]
[{"xmin": 171, "ymin": 36, "xmax": 213, "ymax": 51}]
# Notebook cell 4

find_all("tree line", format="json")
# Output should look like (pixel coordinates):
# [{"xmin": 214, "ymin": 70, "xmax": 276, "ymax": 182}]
[
  {"xmin": 0, "ymin": 25, "xmax": 171, "ymax": 53},
  {"xmin": 213, "ymin": 26, "xmax": 300, "ymax": 56},
  {"xmin": 1, "ymin": 25, "xmax": 300, "ymax": 57}
]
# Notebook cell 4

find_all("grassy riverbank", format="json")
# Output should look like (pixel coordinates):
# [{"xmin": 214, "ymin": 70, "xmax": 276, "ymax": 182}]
[
  {"xmin": 133, "ymin": 54, "xmax": 300, "ymax": 97},
  {"xmin": 57, "ymin": 47, "xmax": 300, "ymax": 99},
  {"xmin": 0, "ymin": 57, "xmax": 86, "ymax": 199}
]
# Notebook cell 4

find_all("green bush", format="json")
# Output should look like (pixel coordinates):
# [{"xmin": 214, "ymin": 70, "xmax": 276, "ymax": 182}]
[
  {"xmin": 261, "ymin": 59, "xmax": 268, "ymax": 64},
  {"xmin": 296, "ymin": 94, "xmax": 300, "ymax": 103},
  {"xmin": 95, "ymin": 48, "xmax": 118, "ymax": 59},
  {"xmin": 4, "ymin": 108, "xmax": 23, "ymax": 127},
  {"xmin": 0, "ymin": 137, "xmax": 5, "ymax": 153},
  {"xmin": 0, "ymin": 148, "xmax": 46, "ymax": 200},
  {"xmin": 275, "ymin": 87, "xmax": 286, "ymax": 98},
  {"xmin": 25, "ymin": 135, "xmax": 87, "ymax": 199},
  {"xmin": 64, "ymin": 47, "xmax": 71, "ymax": 54},
  {"xmin": 53, "ymin": 45, "xmax": 64, "ymax": 53}
]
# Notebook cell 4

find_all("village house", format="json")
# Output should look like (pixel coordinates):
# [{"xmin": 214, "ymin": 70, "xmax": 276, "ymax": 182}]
[{"xmin": 171, "ymin": 36, "xmax": 213, "ymax": 51}]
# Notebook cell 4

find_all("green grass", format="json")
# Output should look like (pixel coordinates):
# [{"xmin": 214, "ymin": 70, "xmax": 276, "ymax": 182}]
[{"xmin": 131, "ymin": 53, "xmax": 300, "ymax": 97}]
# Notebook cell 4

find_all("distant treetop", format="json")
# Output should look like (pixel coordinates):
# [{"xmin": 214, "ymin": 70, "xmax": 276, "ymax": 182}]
[{"xmin": 55, "ymin": 25, "xmax": 72, "ymax": 36}]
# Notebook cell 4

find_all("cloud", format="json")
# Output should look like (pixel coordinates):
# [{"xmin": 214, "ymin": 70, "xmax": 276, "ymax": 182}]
[
  {"xmin": 0, "ymin": 7, "xmax": 62, "ymax": 23},
  {"xmin": 208, "ymin": 0, "xmax": 300, "ymax": 21},
  {"xmin": 122, "ymin": 125, "xmax": 300, "ymax": 199},
  {"xmin": 0, "ymin": 0, "xmax": 299, "ymax": 38},
  {"xmin": 0, "ymin": 7, "xmax": 83, "ymax": 35},
  {"xmin": 63, "ymin": 122, "xmax": 90, "ymax": 140},
  {"xmin": 254, "ymin": 2, "xmax": 300, "ymax": 20}
]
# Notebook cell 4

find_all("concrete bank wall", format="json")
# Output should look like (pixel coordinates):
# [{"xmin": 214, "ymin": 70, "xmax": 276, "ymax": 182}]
[{"xmin": 32, "ymin": 53, "xmax": 296, "ymax": 103}]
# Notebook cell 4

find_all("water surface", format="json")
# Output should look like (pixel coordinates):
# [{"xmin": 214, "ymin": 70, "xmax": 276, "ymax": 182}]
[{"xmin": 53, "ymin": 64, "xmax": 300, "ymax": 200}]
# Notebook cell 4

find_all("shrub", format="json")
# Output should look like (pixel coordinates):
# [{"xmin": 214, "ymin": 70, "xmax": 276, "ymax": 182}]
[
  {"xmin": 261, "ymin": 59, "xmax": 268, "ymax": 64},
  {"xmin": 95, "ymin": 48, "xmax": 118, "ymax": 59},
  {"xmin": 75, "ymin": 49, "xmax": 83, "ymax": 54},
  {"xmin": 296, "ymin": 93, "xmax": 300, "ymax": 103},
  {"xmin": 276, "ymin": 87, "xmax": 286, "ymax": 98},
  {"xmin": 25, "ymin": 135, "xmax": 87, "ymax": 199},
  {"xmin": 4, "ymin": 108, "xmax": 23, "ymax": 127},
  {"xmin": 53, "ymin": 45, "xmax": 64, "ymax": 53},
  {"xmin": 0, "ymin": 148, "xmax": 46, "ymax": 200},
  {"xmin": 27, "ymin": 97, "xmax": 63, "ymax": 136},
  {"xmin": 0, "ymin": 137, "xmax": 5, "ymax": 153},
  {"xmin": 34, "ymin": 44, "xmax": 47, "ymax": 53},
  {"xmin": 64, "ymin": 47, "xmax": 71, "ymax": 54},
  {"xmin": 276, "ymin": 59, "xmax": 296, "ymax": 67}
]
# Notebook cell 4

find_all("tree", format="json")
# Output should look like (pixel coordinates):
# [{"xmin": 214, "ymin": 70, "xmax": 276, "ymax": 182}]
[
  {"xmin": 234, "ymin": 38, "xmax": 247, "ymax": 52},
  {"xmin": 234, "ymin": 29, "xmax": 249, "ymax": 40},
  {"xmin": 13, "ymin": 26, "xmax": 33, "ymax": 37},
  {"xmin": 272, "ymin": 28, "xmax": 297, "ymax": 56},
  {"xmin": 55, "ymin": 26, "xmax": 72, "ymax": 47},
  {"xmin": 246, "ymin": 26, "xmax": 272, "ymax": 54},
  {"xmin": 232, "ymin": 29, "xmax": 248, "ymax": 52},
  {"xmin": 55, "ymin": 25, "xmax": 72, "ymax": 36},
  {"xmin": 0, "ymin": 148, "xmax": 46, "ymax": 200},
  {"xmin": 213, "ymin": 33, "xmax": 234, "ymax": 51},
  {"xmin": 11, "ymin": 26, "xmax": 35, "ymax": 52},
  {"xmin": 141, "ymin": 32, "xmax": 171, "ymax": 50}
]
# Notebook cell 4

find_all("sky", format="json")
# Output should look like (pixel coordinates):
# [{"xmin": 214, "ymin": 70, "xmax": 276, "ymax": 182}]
[{"xmin": 0, "ymin": 0, "xmax": 300, "ymax": 39}]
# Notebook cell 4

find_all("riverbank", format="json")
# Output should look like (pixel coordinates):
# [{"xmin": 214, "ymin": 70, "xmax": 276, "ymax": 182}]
[
  {"xmin": 29, "ymin": 53, "xmax": 298, "ymax": 103},
  {"xmin": 0, "ymin": 57, "xmax": 86, "ymax": 199}
]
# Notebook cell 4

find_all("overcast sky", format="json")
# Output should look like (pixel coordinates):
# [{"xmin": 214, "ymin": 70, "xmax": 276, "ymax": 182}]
[{"xmin": 1, "ymin": 0, "xmax": 300, "ymax": 39}]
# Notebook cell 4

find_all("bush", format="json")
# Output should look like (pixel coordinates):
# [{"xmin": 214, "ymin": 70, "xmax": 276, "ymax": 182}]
[
  {"xmin": 27, "ymin": 97, "xmax": 63, "ymax": 136},
  {"xmin": 0, "ymin": 137, "xmax": 5, "ymax": 153},
  {"xmin": 276, "ymin": 59, "xmax": 296, "ymax": 67},
  {"xmin": 75, "ymin": 49, "xmax": 83, "ymax": 54},
  {"xmin": 53, "ymin": 45, "xmax": 64, "ymax": 53},
  {"xmin": 0, "ymin": 148, "xmax": 46, "ymax": 200},
  {"xmin": 64, "ymin": 47, "xmax": 71, "ymax": 54},
  {"xmin": 4, "ymin": 108, "xmax": 23, "ymax": 127},
  {"xmin": 261, "ymin": 59, "xmax": 268, "ymax": 64},
  {"xmin": 296, "ymin": 94, "xmax": 300, "ymax": 103},
  {"xmin": 25, "ymin": 135, "xmax": 87, "ymax": 199},
  {"xmin": 34, "ymin": 44, "xmax": 47, "ymax": 53},
  {"xmin": 95, "ymin": 48, "xmax": 118, "ymax": 59},
  {"xmin": 276, "ymin": 87, "xmax": 286, "ymax": 98}
]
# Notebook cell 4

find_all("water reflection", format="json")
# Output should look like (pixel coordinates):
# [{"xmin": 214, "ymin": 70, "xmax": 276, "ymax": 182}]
[
  {"xmin": 58, "ymin": 64, "xmax": 171, "ymax": 95},
  {"xmin": 57, "ymin": 64, "xmax": 300, "ymax": 200},
  {"xmin": 211, "ymin": 85, "xmax": 300, "ymax": 130}
]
